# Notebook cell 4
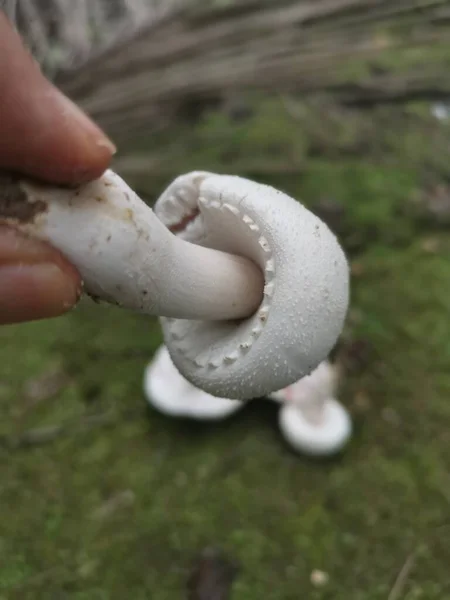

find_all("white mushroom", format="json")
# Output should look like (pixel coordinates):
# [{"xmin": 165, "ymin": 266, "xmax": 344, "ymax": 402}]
[
  {"xmin": 270, "ymin": 361, "xmax": 352, "ymax": 456},
  {"xmin": 144, "ymin": 345, "xmax": 244, "ymax": 420},
  {"xmin": 155, "ymin": 172, "xmax": 349, "ymax": 399},
  {"xmin": 0, "ymin": 169, "xmax": 349, "ymax": 400}
]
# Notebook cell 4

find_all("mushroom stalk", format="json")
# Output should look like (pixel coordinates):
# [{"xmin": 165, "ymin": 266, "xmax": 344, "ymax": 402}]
[
  {"xmin": 270, "ymin": 361, "xmax": 352, "ymax": 456},
  {"xmin": 294, "ymin": 380, "xmax": 328, "ymax": 426},
  {"xmin": 0, "ymin": 170, "xmax": 264, "ymax": 321}
]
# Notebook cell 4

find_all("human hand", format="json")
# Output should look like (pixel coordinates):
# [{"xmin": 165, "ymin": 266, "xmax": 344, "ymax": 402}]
[{"xmin": 0, "ymin": 11, "xmax": 116, "ymax": 324}]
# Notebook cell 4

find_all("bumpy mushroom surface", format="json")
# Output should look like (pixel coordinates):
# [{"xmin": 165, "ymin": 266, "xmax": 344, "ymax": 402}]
[
  {"xmin": 155, "ymin": 172, "xmax": 349, "ymax": 400},
  {"xmin": 144, "ymin": 345, "xmax": 244, "ymax": 420}
]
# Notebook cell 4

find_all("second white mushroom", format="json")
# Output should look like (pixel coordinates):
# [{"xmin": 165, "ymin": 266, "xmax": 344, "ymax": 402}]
[
  {"xmin": 270, "ymin": 361, "xmax": 352, "ymax": 456},
  {"xmin": 144, "ymin": 345, "xmax": 244, "ymax": 420},
  {"xmin": 144, "ymin": 344, "xmax": 352, "ymax": 456}
]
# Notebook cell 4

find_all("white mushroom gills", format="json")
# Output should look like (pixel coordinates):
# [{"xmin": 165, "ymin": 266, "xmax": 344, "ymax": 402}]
[{"xmin": 0, "ymin": 169, "xmax": 350, "ymax": 400}]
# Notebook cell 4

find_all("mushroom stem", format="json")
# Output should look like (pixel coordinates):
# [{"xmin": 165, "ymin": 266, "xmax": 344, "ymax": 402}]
[
  {"xmin": 270, "ymin": 362, "xmax": 352, "ymax": 456},
  {"xmin": 0, "ymin": 170, "xmax": 264, "ymax": 321},
  {"xmin": 295, "ymin": 390, "xmax": 327, "ymax": 426},
  {"xmin": 298, "ymin": 378, "xmax": 331, "ymax": 426}
]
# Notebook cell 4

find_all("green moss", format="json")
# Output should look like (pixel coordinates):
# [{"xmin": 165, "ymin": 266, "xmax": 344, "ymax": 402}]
[
  {"xmin": 1, "ymin": 94, "xmax": 450, "ymax": 598},
  {"xmin": 1, "ymin": 236, "xmax": 449, "ymax": 599}
]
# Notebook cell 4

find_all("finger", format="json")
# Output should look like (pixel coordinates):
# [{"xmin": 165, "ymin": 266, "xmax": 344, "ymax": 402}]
[
  {"xmin": 0, "ymin": 12, "xmax": 116, "ymax": 185},
  {"xmin": 0, "ymin": 225, "xmax": 81, "ymax": 324}
]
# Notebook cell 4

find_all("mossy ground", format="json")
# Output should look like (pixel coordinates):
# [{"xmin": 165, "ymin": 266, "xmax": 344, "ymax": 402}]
[{"xmin": 1, "ymin": 98, "xmax": 449, "ymax": 599}]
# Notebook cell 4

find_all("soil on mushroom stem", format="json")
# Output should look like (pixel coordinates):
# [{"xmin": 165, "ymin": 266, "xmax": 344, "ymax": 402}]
[
  {"xmin": 0, "ymin": 173, "xmax": 48, "ymax": 223},
  {"xmin": 0, "ymin": 97, "xmax": 450, "ymax": 599}
]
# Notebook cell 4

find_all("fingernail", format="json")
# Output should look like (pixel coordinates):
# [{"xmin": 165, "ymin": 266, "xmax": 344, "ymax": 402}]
[
  {"xmin": 55, "ymin": 90, "xmax": 117, "ymax": 154},
  {"xmin": 97, "ymin": 137, "xmax": 117, "ymax": 155},
  {"xmin": 0, "ymin": 263, "xmax": 81, "ymax": 325}
]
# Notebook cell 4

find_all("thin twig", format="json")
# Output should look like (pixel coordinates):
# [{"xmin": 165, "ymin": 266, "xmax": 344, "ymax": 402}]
[{"xmin": 387, "ymin": 552, "xmax": 416, "ymax": 600}]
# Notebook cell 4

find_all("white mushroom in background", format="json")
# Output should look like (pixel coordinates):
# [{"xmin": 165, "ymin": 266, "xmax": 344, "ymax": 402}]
[
  {"xmin": 269, "ymin": 361, "xmax": 352, "ymax": 456},
  {"xmin": 431, "ymin": 102, "xmax": 450, "ymax": 121},
  {"xmin": 144, "ymin": 345, "xmax": 244, "ymax": 420},
  {"xmin": 0, "ymin": 169, "xmax": 349, "ymax": 401},
  {"xmin": 145, "ymin": 344, "xmax": 352, "ymax": 455}
]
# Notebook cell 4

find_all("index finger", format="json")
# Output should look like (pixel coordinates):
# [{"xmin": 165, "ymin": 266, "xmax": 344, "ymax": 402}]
[{"xmin": 0, "ymin": 11, "xmax": 116, "ymax": 185}]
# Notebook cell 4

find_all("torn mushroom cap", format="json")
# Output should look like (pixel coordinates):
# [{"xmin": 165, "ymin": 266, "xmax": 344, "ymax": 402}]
[
  {"xmin": 155, "ymin": 172, "xmax": 350, "ymax": 401},
  {"xmin": 144, "ymin": 345, "xmax": 244, "ymax": 420}
]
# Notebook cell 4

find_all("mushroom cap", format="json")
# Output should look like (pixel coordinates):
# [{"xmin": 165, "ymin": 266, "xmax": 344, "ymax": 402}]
[
  {"xmin": 144, "ymin": 345, "xmax": 244, "ymax": 420},
  {"xmin": 278, "ymin": 398, "xmax": 352, "ymax": 456},
  {"xmin": 155, "ymin": 172, "xmax": 349, "ymax": 400}
]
